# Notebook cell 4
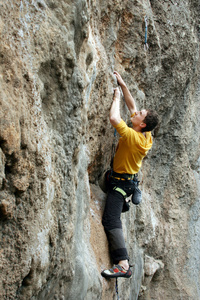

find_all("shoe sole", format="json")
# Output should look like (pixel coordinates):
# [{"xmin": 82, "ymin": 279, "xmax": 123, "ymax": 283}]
[{"xmin": 101, "ymin": 272, "xmax": 132, "ymax": 279}]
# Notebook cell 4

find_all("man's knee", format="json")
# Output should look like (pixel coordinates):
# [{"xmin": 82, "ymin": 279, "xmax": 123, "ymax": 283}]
[{"xmin": 102, "ymin": 215, "xmax": 122, "ymax": 231}]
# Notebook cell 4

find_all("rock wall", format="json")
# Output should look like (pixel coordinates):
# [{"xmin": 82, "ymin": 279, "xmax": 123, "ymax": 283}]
[{"xmin": 0, "ymin": 0, "xmax": 199, "ymax": 299}]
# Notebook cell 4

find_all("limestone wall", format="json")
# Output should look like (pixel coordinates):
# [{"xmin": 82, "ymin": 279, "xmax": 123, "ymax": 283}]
[{"xmin": 0, "ymin": 0, "xmax": 199, "ymax": 299}]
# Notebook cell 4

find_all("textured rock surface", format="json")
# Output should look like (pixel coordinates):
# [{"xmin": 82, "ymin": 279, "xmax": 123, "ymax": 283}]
[{"xmin": 0, "ymin": 0, "xmax": 199, "ymax": 299}]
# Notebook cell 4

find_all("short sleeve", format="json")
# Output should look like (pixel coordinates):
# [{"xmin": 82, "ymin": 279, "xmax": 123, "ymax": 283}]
[{"xmin": 114, "ymin": 119, "xmax": 131, "ymax": 138}]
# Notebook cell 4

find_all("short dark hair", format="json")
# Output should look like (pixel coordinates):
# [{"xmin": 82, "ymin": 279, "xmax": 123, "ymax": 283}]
[{"xmin": 142, "ymin": 109, "xmax": 159, "ymax": 132}]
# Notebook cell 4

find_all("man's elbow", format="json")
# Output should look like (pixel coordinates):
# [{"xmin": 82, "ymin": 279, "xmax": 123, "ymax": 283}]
[{"xmin": 109, "ymin": 115, "xmax": 121, "ymax": 126}]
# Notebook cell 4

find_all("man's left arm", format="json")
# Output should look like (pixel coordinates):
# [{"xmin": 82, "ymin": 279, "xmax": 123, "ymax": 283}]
[{"xmin": 114, "ymin": 71, "xmax": 137, "ymax": 116}]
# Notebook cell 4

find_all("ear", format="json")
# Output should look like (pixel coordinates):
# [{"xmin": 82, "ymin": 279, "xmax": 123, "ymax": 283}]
[{"xmin": 140, "ymin": 122, "xmax": 146, "ymax": 129}]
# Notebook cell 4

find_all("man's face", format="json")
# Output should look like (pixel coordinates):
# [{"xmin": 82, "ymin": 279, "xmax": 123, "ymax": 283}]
[{"xmin": 131, "ymin": 109, "xmax": 147, "ymax": 127}]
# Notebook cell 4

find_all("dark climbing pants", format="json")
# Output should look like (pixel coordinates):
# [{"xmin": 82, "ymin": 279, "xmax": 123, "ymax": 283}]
[{"xmin": 102, "ymin": 177, "xmax": 136, "ymax": 264}]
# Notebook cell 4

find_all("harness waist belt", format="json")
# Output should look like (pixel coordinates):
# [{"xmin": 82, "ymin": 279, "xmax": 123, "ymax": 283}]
[{"xmin": 112, "ymin": 171, "xmax": 137, "ymax": 180}]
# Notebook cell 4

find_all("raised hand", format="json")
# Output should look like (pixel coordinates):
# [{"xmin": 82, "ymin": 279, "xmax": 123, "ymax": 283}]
[{"xmin": 114, "ymin": 71, "xmax": 126, "ymax": 87}]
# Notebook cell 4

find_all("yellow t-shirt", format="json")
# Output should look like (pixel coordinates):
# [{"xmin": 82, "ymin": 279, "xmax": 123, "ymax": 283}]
[{"xmin": 113, "ymin": 119, "xmax": 153, "ymax": 174}]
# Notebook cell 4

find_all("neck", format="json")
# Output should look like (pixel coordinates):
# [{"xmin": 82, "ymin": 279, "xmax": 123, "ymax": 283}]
[
  {"xmin": 132, "ymin": 125, "xmax": 146, "ymax": 137},
  {"xmin": 132, "ymin": 125, "xmax": 142, "ymax": 132}
]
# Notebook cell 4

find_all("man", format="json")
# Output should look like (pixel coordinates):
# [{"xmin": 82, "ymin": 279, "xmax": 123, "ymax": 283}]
[{"xmin": 101, "ymin": 71, "xmax": 159, "ymax": 278}]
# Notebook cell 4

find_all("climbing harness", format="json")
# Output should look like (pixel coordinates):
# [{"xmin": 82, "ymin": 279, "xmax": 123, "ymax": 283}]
[
  {"xmin": 113, "ymin": 186, "xmax": 127, "ymax": 198},
  {"xmin": 144, "ymin": 16, "xmax": 149, "ymax": 51},
  {"xmin": 115, "ymin": 278, "xmax": 119, "ymax": 300},
  {"xmin": 112, "ymin": 171, "xmax": 137, "ymax": 181}
]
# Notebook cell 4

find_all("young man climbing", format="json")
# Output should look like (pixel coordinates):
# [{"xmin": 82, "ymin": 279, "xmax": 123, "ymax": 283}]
[{"xmin": 101, "ymin": 71, "xmax": 159, "ymax": 278}]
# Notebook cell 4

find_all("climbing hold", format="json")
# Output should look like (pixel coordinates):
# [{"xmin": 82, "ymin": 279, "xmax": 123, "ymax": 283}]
[{"xmin": 144, "ymin": 16, "xmax": 149, "ymax": 51}]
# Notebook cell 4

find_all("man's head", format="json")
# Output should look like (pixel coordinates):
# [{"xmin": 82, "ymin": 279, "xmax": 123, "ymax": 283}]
[
  {"xmin": 131, "ymin": 109, "xmax": 159, "ymax": 132},
  {"xmin": 141, "ymin": 109, "xmax": 159, "ymax": 132}
]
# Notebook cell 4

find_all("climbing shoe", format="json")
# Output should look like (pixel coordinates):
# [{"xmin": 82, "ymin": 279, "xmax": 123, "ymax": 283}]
[
  {"xmin": 101, "ymin": 264, "xmax": 132, "ymax": 278},
  {"xmin": 131, "ymin": 185, "xmax": 142, "ymax": 205}
]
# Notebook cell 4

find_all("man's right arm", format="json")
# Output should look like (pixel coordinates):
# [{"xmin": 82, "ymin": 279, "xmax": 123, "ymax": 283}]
[
  {"xmin": 109, "ymin": 87, "xmax": 122, "ymax": 126},
  {"xmin": 114, "ymin": 71, "xmax": 137, "ymax": 115}
]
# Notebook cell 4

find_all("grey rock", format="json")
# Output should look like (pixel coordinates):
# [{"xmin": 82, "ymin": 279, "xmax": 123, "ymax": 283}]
[{"xmin": 0, "ymin": 0, "xmax": 199, "ymax": 300}]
